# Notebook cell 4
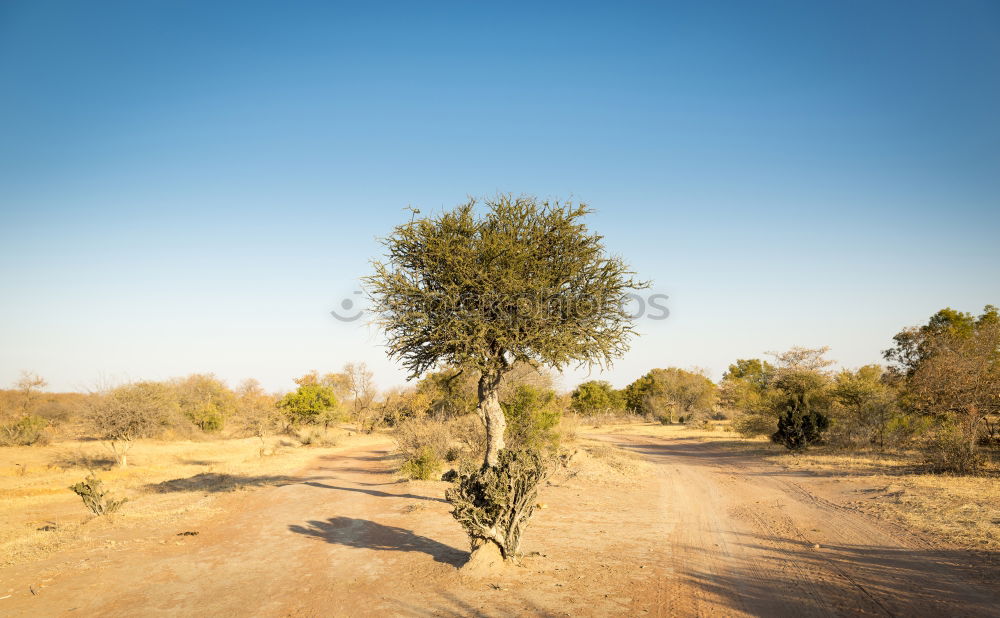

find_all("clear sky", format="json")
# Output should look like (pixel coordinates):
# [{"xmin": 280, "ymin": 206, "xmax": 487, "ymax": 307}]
[{"xmin": 1, "ymin": 1, "xmax": 998, "ymax": 393}]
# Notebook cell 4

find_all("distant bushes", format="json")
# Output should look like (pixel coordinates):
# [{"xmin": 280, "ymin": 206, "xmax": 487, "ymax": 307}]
[{"xmin": 0, "ymin": 414, "xmax": 49, "ymax": 446}]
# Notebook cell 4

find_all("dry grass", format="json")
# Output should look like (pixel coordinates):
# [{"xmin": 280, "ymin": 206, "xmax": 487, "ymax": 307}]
[
  {"xmin": 0, "ymin": 428, "xmax": 387, "ymax": 566},
  {"xmin": 592, "ymin": 420, "xmax": 772, "ymax": 453},
  {"xmin": 766, "ymin": 447, "xmax": 1000, "ymax": 552}
]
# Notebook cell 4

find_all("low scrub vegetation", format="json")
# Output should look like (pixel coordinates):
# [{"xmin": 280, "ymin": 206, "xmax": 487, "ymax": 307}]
[{"xmin": 69, "ymin": 475, "xmax": 127, "ymax": 516}]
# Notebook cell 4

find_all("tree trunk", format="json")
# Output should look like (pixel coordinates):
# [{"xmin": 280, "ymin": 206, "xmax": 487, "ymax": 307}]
[{"xmin": 479, "ymin": 372, "xmax": 505, "ymax": 468}]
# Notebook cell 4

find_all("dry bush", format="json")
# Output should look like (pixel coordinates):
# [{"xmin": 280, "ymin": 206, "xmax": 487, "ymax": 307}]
[
  {"xmin": 86, "ymin": 381, "xmax": 178, "ymax": 467},
  {"xmin": 557, "ymin": 413, "xmax": 580, "ymax": 444},
  {"xmin": 922, "ymin": 421, "xmax": 984, "ymax": 474},
  {"xmin": 395, "ymin": 417, "xmax": 452, "ymax": 478},
  {"xmin": 296, "ymin": 428, "xmax": 341, "ymax": 448},
  {"xmin": 446, "ymin": 449, "xmax": 552, "ymax": 560},
  {"xmin": 732, "ymin": 412, "xmax": 775, "ymax": 438}
]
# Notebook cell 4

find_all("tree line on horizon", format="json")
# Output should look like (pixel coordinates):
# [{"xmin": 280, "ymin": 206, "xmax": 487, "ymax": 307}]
[{"xmin": 2, "ymin": 303, "xmax": 997, "ymax": 475}]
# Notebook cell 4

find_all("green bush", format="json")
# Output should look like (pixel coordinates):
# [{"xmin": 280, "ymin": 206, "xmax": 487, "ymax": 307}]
[
  {"xmin": 400, "ymin": 447, "xmax": 443, "ymax": 480},
  {"xmin": 772, "ymin": 408, "xmax": 829, "ymax": 450},
  {"xmin": 503, "ymin": 385, "xmax": 562, "ymax": 452},
  {"xmin": 69, "ymin": 475, "xmax": 127, "ymax": 516},
  {"xmin": 0, "ymin": 414, "xmax": 49, "ymax": 446},
  {"xmin": 771, "ymin": 409, "xmax": 830, "ymax": 451}
]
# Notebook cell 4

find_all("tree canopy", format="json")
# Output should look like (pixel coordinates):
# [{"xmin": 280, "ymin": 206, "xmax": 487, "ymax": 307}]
[
  {"xmin": 366, "ymin": 195, "xmax": 647, "ymax": 379},
  {"xmin": 366, "ymin": 194, "xmax": 646, "ymax": 467}
]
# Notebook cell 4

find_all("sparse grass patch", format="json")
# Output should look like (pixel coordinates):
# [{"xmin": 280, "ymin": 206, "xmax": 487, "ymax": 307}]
[
  {"xmin": 757, "ymin": 444, "xmax": 1000, "ymax": 551},
  {"xmin": 0, "ymin": 429, "xmax": 387, "ymax": 567}
]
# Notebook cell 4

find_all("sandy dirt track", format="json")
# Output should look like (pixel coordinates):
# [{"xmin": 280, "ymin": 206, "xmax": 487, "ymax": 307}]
[{"xmin": 2, "ymin": 433, "xmax": 997, "ymax": 617}]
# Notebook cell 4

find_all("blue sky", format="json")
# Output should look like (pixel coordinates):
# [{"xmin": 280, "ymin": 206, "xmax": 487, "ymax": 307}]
[{"xmin": 1, "ymin": 1, "xmax": 998, "ymax": 393}]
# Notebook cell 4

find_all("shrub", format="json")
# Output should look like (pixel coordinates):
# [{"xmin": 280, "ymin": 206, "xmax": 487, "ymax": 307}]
[
  {"xmin": 922, "ymin": 424, "xmax": 983, "ymax": 474},
  {"xmin": 0, "ymin": 414, "xmax": 49, "ymax": 446},
  {"xmin": 69, "ymin": 475, "xmax": 127, "ymax": 516},
  {"xmin": 503, "ymin": 385, "xmax": 562, "ymax": 452},
  {"xmin": 297, "ymin": 429, "xmax": 340, "ymax": 447},
  {"xmin": 395, "ymin": 417, "xmax": 451, "ymax": 459},
  {"xmin": 445, "ymin": 449, "xmax": 551, "ymax": 560},
  {"xmin": 86, "ymin": 381, "xmax": 178, "ymax": 468},
  {"xmin": 772, "ymin": 408, "xmax": 829, "ymax": 450},
  {"xmin": 400, "ymin": 447, "xmax": 443, "ymax": 480},
  {"xmin": 732, "ymin": 413, "xmax": 775, "ymax": 437}
]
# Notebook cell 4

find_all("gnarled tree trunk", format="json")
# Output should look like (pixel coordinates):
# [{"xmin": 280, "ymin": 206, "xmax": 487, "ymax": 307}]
[{"xmin": 479, "ymin": 371, "xmax": 506, "ymax": 467}]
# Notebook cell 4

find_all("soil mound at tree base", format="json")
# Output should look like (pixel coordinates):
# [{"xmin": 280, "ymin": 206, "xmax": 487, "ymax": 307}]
[{"xmin": 459, "ymin": 542, "xmax": 505, "ymax": 577}]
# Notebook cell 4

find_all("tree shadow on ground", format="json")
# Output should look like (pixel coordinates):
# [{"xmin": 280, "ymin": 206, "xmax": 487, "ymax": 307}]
[
  {"xmin": 143, "ymin": 473, "xmax": 308, "ymax": 493},
  {"xmin": 675, "ymin": 533, "xmax": 999, "ymax": 617},
  {"xmin": 302, "ymin": 480, "xmax": 446, "ymax": 503},
  {"xmin": 288, "ymin": 516, "xmax": 466, "ymax": 565},
  {"xmin": 612, "ymin": 439, "xmax": 929, "ymax": 478}
]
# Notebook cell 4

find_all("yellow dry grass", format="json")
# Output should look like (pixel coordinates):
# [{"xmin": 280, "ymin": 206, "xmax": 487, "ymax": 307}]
[
  {"xmin": 0, "ymin": 428, "xmax": 388, "ymax": 567},
  {"xmin": 765, "ymin": 448, "xmax": 1000, "ymax": 552}
]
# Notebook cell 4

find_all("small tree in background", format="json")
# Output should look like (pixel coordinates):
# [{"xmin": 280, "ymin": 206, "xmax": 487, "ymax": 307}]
[
  {"xmin": 278, "ymin": 376, "xmax": 340, "ymax": 429},
  {"xmin": 86, "ymin": 381, "xmax": 177, "ymax": 467},
  {"xmin": 623, "ymin": 368, "xmax": 716, "ymax": 423},
  {"xmin": 831, "ymin": 365, "xmax": 899, "ymax": 449},
  {"xmin": 367, "ymin": 194, "xmax": 646, "ymax": 562},
  {"xmin": 887, "ymin": 306, "xmax": 999, "ymax": 472},
  {"xmin": 720, "ymin": 359, "xmax": 778, "ymax": 436},
  {"xmin": 235, "ymin": 379, "xmax": 281, "ymax": 453},
  {"xmin": 0, "ymin": 372, "xmax": 50, "ymax": 446},
  {"xmin": 173, "ymin": 374, "xmax": 236, "ymax": 432},
  {"xmin": 344, "ymin": 362, "xmax": 379, "ymax": 432},
  {"xmin": 570, "ymin": 380, "xmax": 625, "ymax": 416},
  {"xmin": 770, "ymin": 370, "xmax": 832, "ymax": 450}
]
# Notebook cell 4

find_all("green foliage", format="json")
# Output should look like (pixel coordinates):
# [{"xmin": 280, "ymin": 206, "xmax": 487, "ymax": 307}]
[
  {"xmin": 884, "ymin": 305, "xmax": 999, "ymax": 468},
  {"xmin": 719, "ymin": 358, "xmax": 777, "ymax": 435},
  {"xmin": 400, "ymin": 446, "xmax": 443, "ymax": 480},
  {"xmin": 69, "ymin": 475, "xmax": 127, "ymax": 516},
  {"xmin": 623, "ymin": 368, "xmax": 716, "ymax": 422},
  {"xmin": 884, "ymin": 305, "xmax": 998, "ymax": 377},
  {"xmin": 173, "ymin": 374, "xmax": 236, "ymax": 432},
  {"xmin": 445, "ymin": 449, "xmax": 551, "ymax": 559},
  {"xmin": 770, "ymin": 370, "xmax": 832, "ymax": 450},
  {"xmin": 278, "ymin": 383, "xmax": 339, "ymax": 427},
  {"xmin": 830, "ymin": 365, "xmax": 900, "ymax": 449},
  {"xmin": 722, "ymin": 359, "xmax": 776, "ymax": 391},
  {"xmin": 417, "ymin": 368, "xmax": 479, "ymax": 418},
  {"xmin": 0, "ymin": 414, "xmax": 49, "ymax": 446},
  {"xmin": 502, "ymin": 384, "xmax": 562, "ymax": 451},
  {"xmin": 570, "ymin": 380, "xmax": 625, "ymax": 415},
  {"xmin": 366, "ymin": 195, "xmax": 647, "ymax": 379}
]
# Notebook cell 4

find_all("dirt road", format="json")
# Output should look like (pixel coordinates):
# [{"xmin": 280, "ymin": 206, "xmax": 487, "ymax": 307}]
[{"xmin": 2, "ymin": 432, "xmax": 997, "ymax": 616}]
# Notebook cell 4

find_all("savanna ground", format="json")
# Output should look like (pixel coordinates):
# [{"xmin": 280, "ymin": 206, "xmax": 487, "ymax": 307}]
[{"xmin": 1, "ymin": 423, "xmax": 998, "ymax": 617}]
